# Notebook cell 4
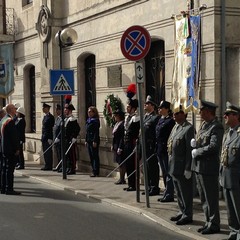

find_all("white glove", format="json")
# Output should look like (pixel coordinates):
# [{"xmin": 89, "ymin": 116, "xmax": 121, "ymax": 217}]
[
  {"xmin": 54, "ymin": 138, "xmax": 60, "ymax": 144},
  {"xmin": 219, "ymin": 178, "xmax": 223, "ymax": 187},
  {"xmin": 184, "ymin": 170, "xmax": 192, "ymax": 179},
  {"xmin": 20, "ymin": 141, "xmax": 23, "ymax": 144},
  {"xmin": 71, "ymin": 138, "xmax": 77, "ymax": 143},
  {"xmin": 191, "ymin": 149, "xmax": 197, "ymax": 158},
  {"xmin": 47, "ymin": 139, "xmax": 53, "ymax": 145},
  {"xmin": 190, "ymin": 138, "xmax": 196, "ymax": 148},
  {"xmin": 117, "ymin": 148, "xmax": 122, "ymax": 155}
]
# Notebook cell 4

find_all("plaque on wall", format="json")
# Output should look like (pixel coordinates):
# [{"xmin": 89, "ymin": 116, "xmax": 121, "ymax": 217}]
[{"xmin": 107, "ymin": 65, "xmax": 122, "ymax": 88}]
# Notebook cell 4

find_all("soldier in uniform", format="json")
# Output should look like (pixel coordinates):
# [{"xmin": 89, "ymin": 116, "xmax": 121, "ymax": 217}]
[
  {"xmin": 156, "ymin": 101, "xmax": 175, "ymax": 202},
  {"xmin": 142, "ymin": 96, "xmax": 160, "ymax": 196},
  {"xmin": 220, "ymin": 102, "xmax": 240, "ymax": 240},
  {"xmin": 123, "ymin": 99, "xmax": 140, "ymax": 191},
  {"xmin": 168, "ymin": 106, "xmax": 194, "ymax": 225},
  {"xmin": 64, "ymin": 104, "xmax": 80, "ymax": 175},
  {"xmin": 191, "ymin": 100, "xmax": 224, "ymax": 234},
  {"xmin": 41, "ymin": 103, "xmax": 55, "ymax": 170}
]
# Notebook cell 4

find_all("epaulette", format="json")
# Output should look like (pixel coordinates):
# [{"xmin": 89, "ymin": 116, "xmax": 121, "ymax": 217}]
[{"xmin": 132, "ymin": 115, "xmax": 140, "ymax": 122}]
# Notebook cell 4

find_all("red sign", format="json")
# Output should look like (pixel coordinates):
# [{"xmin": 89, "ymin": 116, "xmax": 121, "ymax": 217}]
[{"xmin": 120, "ymin": 25, "xmax": 151, "ymax": 61}]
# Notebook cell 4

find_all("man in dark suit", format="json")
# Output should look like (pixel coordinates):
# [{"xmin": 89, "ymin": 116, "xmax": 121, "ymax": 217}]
[
  {"xmin": 0, "ymin": 104, "xmax": 20, "ymax": 195},
  {"xmin": 41, "ymin": 103, "xmax": 55, "ymax": 170},
  {"xmin": 142, "ymin": 96, "xmax": 160, "ymax": 196},
  {"xmin": 168, "ymin": 106, "xmax": 194, "ymax": 225},
  {"xmin": 156, "ymin": 101, "xmax": 175, "ymax": 202},
  {"xmin": 220, "ymin": 102, "xmax": 240, "ymax": 240},
  {"xmin": 191, "ymin": 100, "xmax": 224, "ymax": 234}
]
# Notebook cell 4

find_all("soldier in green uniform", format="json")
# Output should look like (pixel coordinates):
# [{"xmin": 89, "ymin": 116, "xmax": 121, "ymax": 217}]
[
  {"xmin": 220, "ymin": 102, "xmax": 240, "ymax": 240},
  {"xmin": 191, "ymin": 100, "xmax": 224, "ymax": 235},
  {"xmin": 168, "ymin": 106, "xmax": 194, "ymax": 225}
]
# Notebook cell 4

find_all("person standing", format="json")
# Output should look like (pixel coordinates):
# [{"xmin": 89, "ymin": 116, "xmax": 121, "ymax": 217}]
[
  {"xmin": 64, "ymin": 104, "xmax": 80, "ymax": 175},
  {"xmin": 168, "ymin": 107, "xmax": 194, "ymax": 225},
  {"xmin": 41, "ymin": 103, "xmax": 55, "ymax": 170},
  {"xmin": 156, "ymin": 101, "xmax": 175, "ymax": 202},
  {"xmin": 111, "ymin": 109, "xmax": 126, "ymax": 184},
  {"xmin": 53, "ymin": 104, "xmax": 62, "ymax": 166},
  {"xmin": 191, "ymin": 100, "xmax": 224, "ymax": 234},
  {"xmin": 0, "ymin": 104, "xmax": 20, "ymax": 195},
  {"xmin": 15, "ymin": 107, "xmax": 26, "ymax": 170},
  {"xmin": 220, "ymin": 102, "xmax": 240, "ymax": 240},
  {"xmin": 123, "ymin": 99, "xmax": 140, "ymax": 191},
  {"xmin": 85, "ymin": 106, "xmax": 100, "ymax": 177},
  {"xmin": 142, "ymin": 96, "xmax": 160, "ymax": 196}
]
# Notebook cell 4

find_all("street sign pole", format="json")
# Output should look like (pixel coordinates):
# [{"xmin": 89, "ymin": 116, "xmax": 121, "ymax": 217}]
[{"xmin": 135, "ymin": 61, "xmax": 150, "ymax": 208}]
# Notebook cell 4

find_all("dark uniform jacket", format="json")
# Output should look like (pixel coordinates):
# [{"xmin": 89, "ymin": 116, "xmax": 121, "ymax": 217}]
[
  {"xmin": 85, "ymin": 118, "xmax": 100, "ymax": 144},
  {"xmin": 220, "ymin": 126, "xmax": 240, "ymax": 189},
  {"xmin": 124, "ymin": 114, "xmax": 140, "ymax": 144},
  {"xmin": 41, "ymin": 112, "xmax": 55, "ymax": 142},
  {"xmin": 168, "ymin": 121, "xmax": 194, "ymax": 176},
  {"xmin": 15, "ymin": 117, "xmax": 26, "ymax": 143},
  {"xmin": 143, "ymin": 112, "xmax": 159, "ymax": 151},
  {"xmin": 0, "ymin": 114, "xmax": 19, "ymax": 157},
  {"xmin": 112, "ymin": 121, "xmax": 124, "ymax": 151},
  {"xmin": 156, "ymin": 115, "xmax": 175, "ymax": 153},
  {"xmin": 191, "ymin": 118, "xmax": 224, "ymax": 175},
  {"xmin": 65, "ymin": 115, "xmax": 80, "ymax": 142}
]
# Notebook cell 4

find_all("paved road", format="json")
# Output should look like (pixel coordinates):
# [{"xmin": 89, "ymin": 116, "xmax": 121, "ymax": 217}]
[{"xmin": 0, "ymin": 175, "xmax": 193, "ymax": 240}]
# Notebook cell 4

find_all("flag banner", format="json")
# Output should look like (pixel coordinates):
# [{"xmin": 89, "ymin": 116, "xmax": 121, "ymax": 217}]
[
  {"xmin": 171, "ymin": 15, "xmax": 201, "ymax": 113},
  {"xmin": 0, "ymin": 43, "xmax": 14, "ymax": 98}
]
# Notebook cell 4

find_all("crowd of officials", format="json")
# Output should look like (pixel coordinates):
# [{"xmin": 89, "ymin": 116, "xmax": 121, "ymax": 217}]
[
  {"xmin": 0, "ymin": 95, "xmax": 239, "ymax": 240},
  {"xmin": 111, "ymin": 95, "xmax": 240, "ymax": 240}
]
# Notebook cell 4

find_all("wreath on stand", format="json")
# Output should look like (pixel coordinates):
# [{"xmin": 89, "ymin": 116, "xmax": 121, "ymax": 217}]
[{"xmin": 103, "ymin": 94, "xmax": 123, "ymax": 128}]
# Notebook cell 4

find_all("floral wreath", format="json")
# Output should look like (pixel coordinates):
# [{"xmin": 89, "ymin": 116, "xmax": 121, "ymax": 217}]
[{"xmin": 103, "ymin": 94, "xmax": 123, "ymax": 127}]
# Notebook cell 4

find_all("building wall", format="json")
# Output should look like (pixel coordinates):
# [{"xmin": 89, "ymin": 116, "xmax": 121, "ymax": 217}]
[{"xmin": 4, "ymin": 0, "xmax": 240, "ymax": 174}]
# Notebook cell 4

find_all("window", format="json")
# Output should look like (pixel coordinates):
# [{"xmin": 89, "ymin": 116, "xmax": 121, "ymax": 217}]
[{"xmin": 22, "ymin": 0, "xmax": 33, "ymax": 7}]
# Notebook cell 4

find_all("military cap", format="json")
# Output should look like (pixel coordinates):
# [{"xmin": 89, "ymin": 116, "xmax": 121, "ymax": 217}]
[
  {"xmin": 65, "ymin": 103, "xmax": 75, "ymax": 111},
  {"xmin": 127, "ymin": 99, "xmax": 138, "ymax": 109},
  {"xmin": 145, "ymin": 95, "xmax": 157, "ymax": 106},
  {"xmin": 42, "ymin": 103, "xmax": 51, "ymax": 108},
  {"xmin": 200, "ymin": 100, "xmax": 218, "ymax": 110},
  {"xmin": 224, "ymin": 101, "xmax": 240, "ymax": 115},
  {"xmin": 113, "ymin": 109, "xmax": 125, "ymax": 116},
  {"xmin": 14, "ymin": 102, "xmax": 21, "ymax": 109},
  {"xmin": 158, "ymin": 100, "xmax": 171, "ymax": 109}
]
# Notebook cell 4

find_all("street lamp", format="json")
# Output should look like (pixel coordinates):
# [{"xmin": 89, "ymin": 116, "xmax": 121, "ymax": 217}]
[{"xmin": 55, "ymin": 28, "xmax": 78, "ymax": 179}]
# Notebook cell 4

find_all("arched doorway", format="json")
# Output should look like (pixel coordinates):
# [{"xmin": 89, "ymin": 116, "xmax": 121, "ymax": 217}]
[{"xmin": 145, "ymin": 40, "xmax": 165, "ymax": 105}]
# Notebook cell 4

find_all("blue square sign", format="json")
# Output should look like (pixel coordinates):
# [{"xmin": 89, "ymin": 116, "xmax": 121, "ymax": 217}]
[{"xmin": 50, "ymin": 69, "xmax": 74, "ymax": 95}]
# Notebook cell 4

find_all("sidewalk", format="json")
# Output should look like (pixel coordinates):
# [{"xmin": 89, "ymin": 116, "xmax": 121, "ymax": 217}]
[{"xmin": 16, "ymin": 161, "xmax": 229, "ymax": 240}]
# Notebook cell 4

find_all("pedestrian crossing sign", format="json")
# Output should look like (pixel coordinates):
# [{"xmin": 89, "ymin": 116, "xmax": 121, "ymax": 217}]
[{"xmin": 50, "ymin": 69, "xmax": 74, "ymax": 95}]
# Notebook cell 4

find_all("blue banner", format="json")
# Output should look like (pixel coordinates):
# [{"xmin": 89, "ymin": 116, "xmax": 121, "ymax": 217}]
[{"xmin": 0, "ymin": 44, "xmax": 14, "ymax": 97}]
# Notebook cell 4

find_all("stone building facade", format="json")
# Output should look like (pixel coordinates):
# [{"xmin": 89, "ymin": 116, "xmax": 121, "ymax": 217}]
[{"xmin": 1, "ymin": 0, "xmax": 240, "ymax": 174}]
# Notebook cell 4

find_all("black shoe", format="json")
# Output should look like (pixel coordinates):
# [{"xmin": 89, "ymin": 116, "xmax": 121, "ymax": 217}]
[
  {"xmin": 57, "ymin": 168, "xmax": 62, "ymax": 173},
  {"xmin": 149, "ymin": 190, "xmax": 160, "ymax": 196},
  {"xmin": 67, "ymin": 171, "xmax": 76, "ymax": 175},
  {"xmin": 170, "ymin": 215, "xmax": 182, "ymax": 222},
  {"xmin": 201, "ymin": 227, "xmax": 220, "ymax": 235},
  {"xmin": 41, "ymin": 167, "xmax": 52, "ymax": 171},
  {"xmin": 123, "ymin": 187, "xmax": 129, "ymax": 191},
  {"xmin": 176, "ymin": 218, "xmax": 193, "ymax": 225},
  {"xmin": 1, "ymin": 190, "xmax": 6, "ymax": 194},
  {"xmin": 16, "ymin": 166, "xmax": 24, "ymax": 170},
  {"xmin": 115, "ymin": 179, "xmax": 126, "ymax": 185},
  {"xmin": 159, "ymin": 197, "xmax": 174, "ymax": 203},
  {"xmin": 126, "ymin": 187, "xmax": 136, "ymax": 192},
  {"xmin": 6, "ymin": 190, "xmax": 21, "ymax": 195},
  {"xmin": 197, "ymin": 225, "xmax": 207, "ymax": 233}
]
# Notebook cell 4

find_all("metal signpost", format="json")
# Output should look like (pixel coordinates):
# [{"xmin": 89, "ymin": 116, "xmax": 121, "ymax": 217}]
[{"xmin": 120, "ymin": 25, "xmax": 151, "ymax": 208}]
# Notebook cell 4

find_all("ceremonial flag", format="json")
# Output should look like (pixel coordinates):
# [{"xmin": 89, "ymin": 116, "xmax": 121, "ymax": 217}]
[{"xmin": 0, "ymin": 43, "xmax": 14, "ymax": 98}]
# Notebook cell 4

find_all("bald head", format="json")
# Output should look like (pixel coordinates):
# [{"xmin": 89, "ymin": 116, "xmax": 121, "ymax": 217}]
[{"xmin": 6, "ymin": 104, "xmax": 16, "ymax": 117}]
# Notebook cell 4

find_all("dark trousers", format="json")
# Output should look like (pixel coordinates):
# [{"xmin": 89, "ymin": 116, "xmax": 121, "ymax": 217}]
[
  {"xmin": 87, "ymin": 142, "xmax": 100, "ymax": 175},
  {"xmin": 157, "ymin": 147, "xmax": 174, "ymax": 198},
  {"xmin": 16, "ymin": 143, "xmax": 24, "ymax": 168},
  {"xmin": 1, "ymin": 155, "xmax": 16, "ymax": 192},
  {"xmin": 54, "ymin": 143, "xmax": 61, "ymax": 163},
  {"xmin": 66, "ymin": 143, "xmax": 77, "ymax": 172},
  {"xmin": 146, "ymin": 147, "xmax": 159, "ymax": 192},
  {"xmin": 124, "ymin": 142, "xmax": 136, "ymax": 188},
  {"xmin": 196, "ymin": 173, "xmax": 220, "ymax": 230},
  {"xmin": 42, "ymin": 141, "xmax": 53, "ymax": 169},
  {"xmin": 172, "ymin": 175, "xmax": 193, "ymax": 219}
]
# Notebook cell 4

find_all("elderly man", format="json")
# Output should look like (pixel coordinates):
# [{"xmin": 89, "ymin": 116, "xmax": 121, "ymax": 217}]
[
  {"xmin": 191, "ymin": 100, "xmax": 224, "ymax": 234},
  {"xmin": 220, "ymin": 102, "xmax": 240, "ymax": 240},
  {"xmin": 0, "ymin": 104, "xmax": 20, "ymax": 195}
]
